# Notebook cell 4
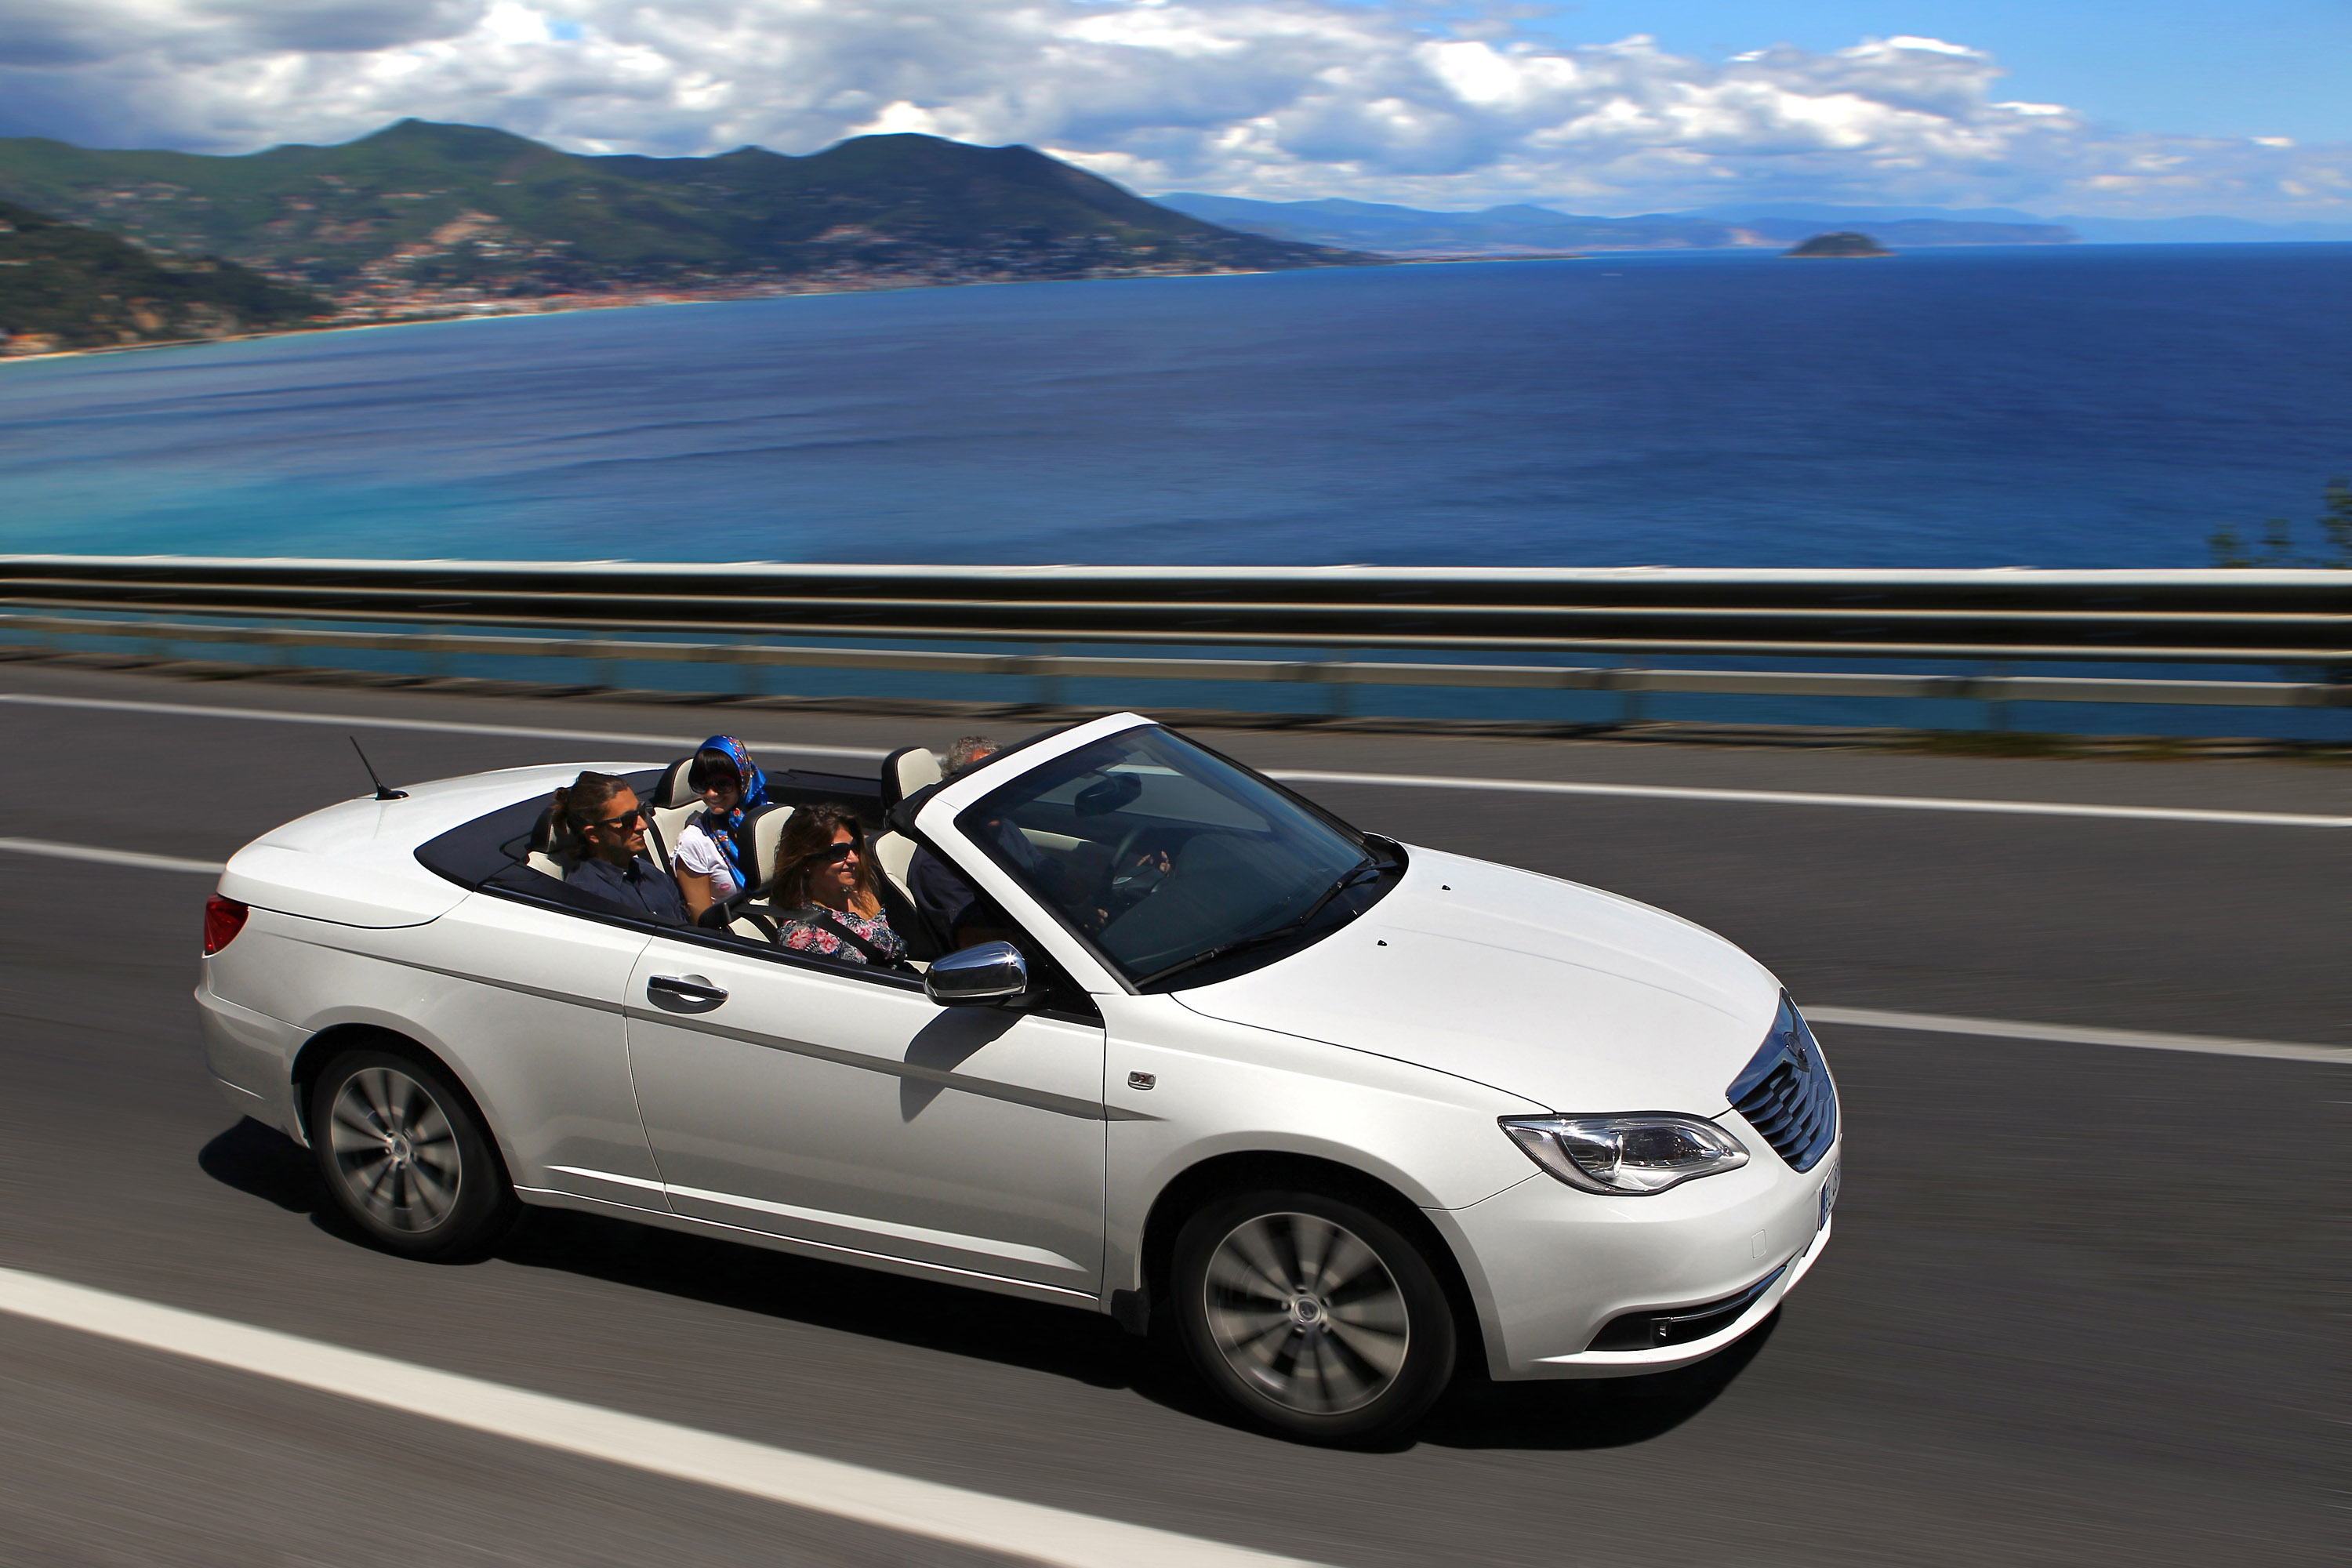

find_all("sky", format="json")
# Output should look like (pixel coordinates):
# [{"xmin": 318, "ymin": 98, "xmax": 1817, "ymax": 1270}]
[{"xmin": 0, "ymin": 0, "xmax": 2345, "ymax": 220}]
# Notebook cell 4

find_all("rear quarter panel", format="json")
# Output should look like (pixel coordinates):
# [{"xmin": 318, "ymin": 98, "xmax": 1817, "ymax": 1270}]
[{"xmin": 205, "ymin": 891, "xmax": 660, "ymax": 1191}]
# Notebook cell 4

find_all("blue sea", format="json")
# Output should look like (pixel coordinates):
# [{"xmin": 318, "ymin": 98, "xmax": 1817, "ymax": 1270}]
[{"xmin": 4, "ymin": 243, "xmax": 2349, "ymax": 567}]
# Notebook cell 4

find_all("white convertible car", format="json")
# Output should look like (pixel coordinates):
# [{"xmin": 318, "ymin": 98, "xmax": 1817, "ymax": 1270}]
[{"xmin": 197, "ymin": 711, "xmax": 1838, "ymax": 1442}]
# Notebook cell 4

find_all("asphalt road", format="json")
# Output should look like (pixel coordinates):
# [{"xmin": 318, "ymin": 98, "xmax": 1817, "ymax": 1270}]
[{"xmin": 0, "ymin": 662, "xmax": 2341, "ymax": 1567}]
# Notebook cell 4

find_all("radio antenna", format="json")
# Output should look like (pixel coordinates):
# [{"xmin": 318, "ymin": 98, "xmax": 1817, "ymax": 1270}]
[{"xmin": 350, "ymin": 736, "xmax": 408, "ymax": 800}]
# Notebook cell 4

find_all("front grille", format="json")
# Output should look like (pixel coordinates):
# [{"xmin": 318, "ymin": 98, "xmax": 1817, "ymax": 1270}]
[
  {"xmin": 1727, "ymin": 997, "xmax": 1838, "ymax": 1172},
  {"xmin": 1586, "ymin": 1264, "xmax": 1786, "ymax": 1351}
]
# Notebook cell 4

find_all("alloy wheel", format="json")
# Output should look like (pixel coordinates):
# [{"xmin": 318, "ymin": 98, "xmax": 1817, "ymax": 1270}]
[
  {"xmin": 1201, "ymin": 1211, "xmax": 1411, "ymax": 1415},
  {"xmin": 326, "ymin": 1065, "xmax": 463, "ymax": 1233}
]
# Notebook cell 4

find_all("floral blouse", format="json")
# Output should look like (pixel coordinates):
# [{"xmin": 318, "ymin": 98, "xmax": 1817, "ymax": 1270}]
[{"xmin": 779, "ymin": 904, "xmax": 906, "ymax": 967}]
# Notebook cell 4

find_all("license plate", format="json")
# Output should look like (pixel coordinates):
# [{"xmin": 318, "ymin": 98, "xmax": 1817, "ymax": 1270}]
[{"xmin": 1818, "ymin": 1157, "xmax": 1841, "ymax": 1229}]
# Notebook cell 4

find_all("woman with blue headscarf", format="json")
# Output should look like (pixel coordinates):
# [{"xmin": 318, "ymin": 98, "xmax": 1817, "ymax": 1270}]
[{"xmin": 671, "ymin": 735, "xmax": 770, "ymax": 923}]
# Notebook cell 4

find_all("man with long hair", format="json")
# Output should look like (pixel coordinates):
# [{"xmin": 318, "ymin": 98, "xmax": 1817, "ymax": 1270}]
[{"xmin": 553, "ymin": 771, "xmax": 688, "ymax": 924}]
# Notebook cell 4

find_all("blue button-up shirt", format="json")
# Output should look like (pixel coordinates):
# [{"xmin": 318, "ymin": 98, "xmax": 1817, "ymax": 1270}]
[{"xmin": 570, "ymin": 853, "xmax": 688, "ymax": 925}]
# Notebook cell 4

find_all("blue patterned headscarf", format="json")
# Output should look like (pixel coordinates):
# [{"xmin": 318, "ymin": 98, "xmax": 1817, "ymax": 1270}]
[{"xmin": 691, "ymin": 735, "xmax": 769, "ymax": 879}]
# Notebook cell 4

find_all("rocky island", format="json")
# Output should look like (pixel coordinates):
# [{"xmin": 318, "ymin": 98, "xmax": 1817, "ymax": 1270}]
[{"xmin": 1784, "ymin": 231, "xmax": 1892, "ymax": 258}]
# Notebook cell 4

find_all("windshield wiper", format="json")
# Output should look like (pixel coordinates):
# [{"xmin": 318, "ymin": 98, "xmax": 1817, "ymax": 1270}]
[{"xmin": 1134, "ymin": 857, "xmax": 1388, "ymax": 989}]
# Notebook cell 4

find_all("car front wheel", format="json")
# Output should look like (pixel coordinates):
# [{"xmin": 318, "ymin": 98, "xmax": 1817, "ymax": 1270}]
[
  {"xmin": 1173, "ymin": 1188, "xmax": 1457, "ymax": 1443},
  {"xmin": 307, "ymin": 1045, "xmax": 516, "ymax": 1260}
]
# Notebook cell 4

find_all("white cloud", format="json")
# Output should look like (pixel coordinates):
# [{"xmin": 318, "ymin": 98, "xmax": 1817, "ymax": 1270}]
[{"xmin": 0, "ymin": 0, "xmax": 2343, "ymax": 220}]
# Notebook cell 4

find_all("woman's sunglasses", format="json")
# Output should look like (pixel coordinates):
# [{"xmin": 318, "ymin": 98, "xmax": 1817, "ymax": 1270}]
[{"xmin": 815, "ymin": 839, "xmax": 862, "ymax": 863}]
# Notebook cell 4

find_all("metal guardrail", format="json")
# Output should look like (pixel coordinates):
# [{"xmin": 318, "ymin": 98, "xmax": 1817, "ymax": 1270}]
[
  {"xmin": 1, "ymin": 612, "xmax": 2347, "ymax": 710},
  {"xmin": 1, "ymin": 559, "xmax": 2347, "ymax": 720},
  {"xmin": 3, "ymin": 557, "xmax": 2348, "ymax": 664}
]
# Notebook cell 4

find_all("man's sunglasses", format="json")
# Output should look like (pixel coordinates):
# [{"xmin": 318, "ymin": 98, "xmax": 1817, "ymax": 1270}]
[
  {"xmin": 583, "ymin": 808, "xmax": 647, "ymax": 831},
  {"xmin": 815, "ymin": 839, "xmax": 862, "ymax": 863}
]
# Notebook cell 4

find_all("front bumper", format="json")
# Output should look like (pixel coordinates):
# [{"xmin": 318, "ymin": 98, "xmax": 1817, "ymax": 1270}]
[{"xmin": 1432, "ymin": 1138, "xmax": 1840, "ymax": 1380}]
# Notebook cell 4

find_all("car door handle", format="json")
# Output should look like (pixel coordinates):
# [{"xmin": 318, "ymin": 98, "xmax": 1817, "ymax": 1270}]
[{"xmin": 647, "ymin": 974, "xmax": 729, "ymax": 1011}]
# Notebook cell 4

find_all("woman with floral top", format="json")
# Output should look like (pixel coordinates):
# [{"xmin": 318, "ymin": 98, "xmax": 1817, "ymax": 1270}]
[{"xmin": 771, "ymin": 803, "xmax": 906, "ymax": 967}]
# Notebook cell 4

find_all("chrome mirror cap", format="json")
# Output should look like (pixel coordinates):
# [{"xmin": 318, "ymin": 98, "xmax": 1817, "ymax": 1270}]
[{"xmin": 924, "ymin": 941, "xmax": 1029, "ymax": 1007}]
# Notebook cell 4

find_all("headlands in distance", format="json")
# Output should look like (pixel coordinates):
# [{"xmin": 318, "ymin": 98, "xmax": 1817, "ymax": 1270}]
[
  {"xmin": 0, "ymin": 114, "xmax": 2245, "ymax": 360},
  {"xmin": 0, "ymin": 121, "xmax": 1366, "ymax": 356}
]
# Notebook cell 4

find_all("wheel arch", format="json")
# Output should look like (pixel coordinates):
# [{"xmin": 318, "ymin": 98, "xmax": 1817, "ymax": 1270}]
[
  {"xmin": 1130, "ymin": 1149, "xmax": 1490, "ymax": 1377},
  {"xmin": 289, "ymin": 1022, "xmax": 514, "ymax": 1188}
]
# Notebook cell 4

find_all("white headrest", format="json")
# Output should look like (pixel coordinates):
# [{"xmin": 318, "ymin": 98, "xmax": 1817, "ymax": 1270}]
[
  {"xmin": 873, "ymin": 829, "xmax": 919, "ymax": 893},
  {"xmin": 740, "ymin": 804, "xmax": 795, "ymax": 893},
  {"xmin": 881, "ymin": 746, "xmax": 942, "ymax": 811},
  {"xmin": 651, "ymin": 757, "xmax": 697, "ymax": 809},
  {"xmin": 645, "ymin": 802, "xmax": 702, "ymax": 873}
]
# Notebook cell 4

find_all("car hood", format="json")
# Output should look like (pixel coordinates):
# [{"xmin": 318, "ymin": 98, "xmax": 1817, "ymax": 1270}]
[{"xmin": 1173, "ymin": 847, "xmax": 1780, "ymax": 1113}]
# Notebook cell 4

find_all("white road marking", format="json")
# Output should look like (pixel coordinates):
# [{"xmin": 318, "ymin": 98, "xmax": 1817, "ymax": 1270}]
[
  {"xmin": 0, "ymin": 834, "xmax": 2339, "ymax": 1064},
  {"xmin": 0, "ymin": 1266, "xmax": 1324, "ymax": 1568},
  {"xmin": 9, "ymin": 689, "xmax": 2341, "ymax": 827},
  {"xmin": 0, "ymin": 837, "xmax": 226, "ymax": 874},
  {"xmin": 1806, "ymin": 1006, "xmax": 2350, "ymax": 1065},
  {"xmin": 0, "ymin": 691, "xmax": 891, "ymax": 760},
  {"xmin": 1266, "ymin": 768, "xmax": 2352, "ymax": 829}
]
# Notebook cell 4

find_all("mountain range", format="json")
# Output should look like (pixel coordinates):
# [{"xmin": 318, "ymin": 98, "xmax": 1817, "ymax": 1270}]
[
  {"xmin": 0, "ymin": 121, "xmax": 1360, "ymax": 309},
  {"xmin": 1154, "ymin": 194, "xmax": 2352, "ymax": 256},
  {"xmin": 4, "ymin": 117, "xmax": 2338, "ymax": 349}
]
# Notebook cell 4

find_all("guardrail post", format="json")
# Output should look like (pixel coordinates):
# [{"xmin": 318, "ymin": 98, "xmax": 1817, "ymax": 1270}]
[
  {"xmin": 1033, "ymin": 644, "xmax": 1063, "ymax": 712},
  {"xmin": 1322, "ymin": 649, "xmax": 1352, "ymax": 720},
  {"xmin": 1612, "ymin": 655, "xmax": 1646, "ymax": 728},
  {"xmin": 1984, "ymin": 661, "xmax": 2013, "ymax": 731},
  {"xmin": 733, "ymin": 636, "xmax": 762, "ymax": 698}
]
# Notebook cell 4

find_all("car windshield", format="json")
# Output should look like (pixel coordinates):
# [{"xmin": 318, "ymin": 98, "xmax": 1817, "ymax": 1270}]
[{"xmin": 956, "ymin": 726, "xmax": 1392, "ymax": 988}]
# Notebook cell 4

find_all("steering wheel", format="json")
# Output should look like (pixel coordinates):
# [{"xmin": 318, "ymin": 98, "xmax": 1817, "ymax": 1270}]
[{"xmin": 1097, "ymin": 824, "xmax": 1172, "ymax": 921}]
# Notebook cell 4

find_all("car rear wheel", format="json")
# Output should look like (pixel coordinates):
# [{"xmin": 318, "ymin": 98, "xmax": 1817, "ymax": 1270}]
[
  {"xmin": 307, "ymin": 1046, "xmax": 516, "ymax": 1260},
  {"xmin": 1173, "ymin": 1188, "xmax": 1456, "ymax": 1443}
]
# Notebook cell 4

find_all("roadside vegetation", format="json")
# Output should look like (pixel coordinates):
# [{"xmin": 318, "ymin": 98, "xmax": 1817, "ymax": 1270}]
[
  {"xmin": 2209, "ymin": 478, "xmax": 2352, "ymax": 568},
  {"xmin": 0, "ymin": 198, "xmax": 328, "ymax": 353}
]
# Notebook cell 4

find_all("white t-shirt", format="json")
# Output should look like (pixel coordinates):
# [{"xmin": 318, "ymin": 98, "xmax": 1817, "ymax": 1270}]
[{"xmin": 673, "ymin": 813, "xmax": 741, "ymax": 902}]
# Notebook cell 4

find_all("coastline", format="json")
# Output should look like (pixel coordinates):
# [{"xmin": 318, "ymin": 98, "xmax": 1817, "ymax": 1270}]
[{"xmin": 0, "ymin": 262, "xmax": 1331, "ymax": 367}]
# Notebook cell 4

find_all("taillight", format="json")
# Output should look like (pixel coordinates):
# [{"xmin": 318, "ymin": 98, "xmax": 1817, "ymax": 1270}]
[{"xmin": 203, "ymin": 895, "xmax": 249, "ymax": 956}]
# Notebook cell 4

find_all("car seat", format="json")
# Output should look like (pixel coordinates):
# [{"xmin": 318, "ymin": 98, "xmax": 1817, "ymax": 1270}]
[
  {"xmin": 524, "ymin": 807, "xmax": 579, "ymax": 881},
  {"xmin": 697, "ymin": 802, "xmax": 794, "ymax": 940},
  {"xmin": 877, "ymin": 746, "xmax": 943, "ymax": 815},
  {"xmin": 872, "ymin": 746, "xmax": 943, "ymax": 911},
  {"xmin": 637, "ymin": 757, "xmax": 707, "ymax": 874},
  {"xmin": 648, "ymin": 757, "xmax": 697, "ymax": 810}
]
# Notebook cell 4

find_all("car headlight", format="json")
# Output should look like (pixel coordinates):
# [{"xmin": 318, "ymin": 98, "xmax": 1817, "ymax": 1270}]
[{"xmin": 1499, "ymin": 1114, "xmax": 1750, "ymax": 1196}]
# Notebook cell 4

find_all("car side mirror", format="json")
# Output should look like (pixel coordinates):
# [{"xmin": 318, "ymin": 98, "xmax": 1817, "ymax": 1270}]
[{"xmin": 924, "ymin": 941, "xmax": 1029, "ymax": 1007}]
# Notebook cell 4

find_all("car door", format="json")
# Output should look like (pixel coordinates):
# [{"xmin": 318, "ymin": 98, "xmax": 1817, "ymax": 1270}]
[
  {"xmin": 621, "ymin": 933, "xmax": 1109, "ymax": 1298},
  {"xmin": 396, "ymin": 891, "xmax": 663, "ymax": 1204}
]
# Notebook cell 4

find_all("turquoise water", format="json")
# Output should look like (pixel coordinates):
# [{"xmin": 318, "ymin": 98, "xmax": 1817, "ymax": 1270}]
[
  {"xmin": 4, "ymin": 244, "xmax": 2348, "ymax": 567},
  {"xmin": 6, "ymin": 245, "xmax": 2347, "ymax": 738}
]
